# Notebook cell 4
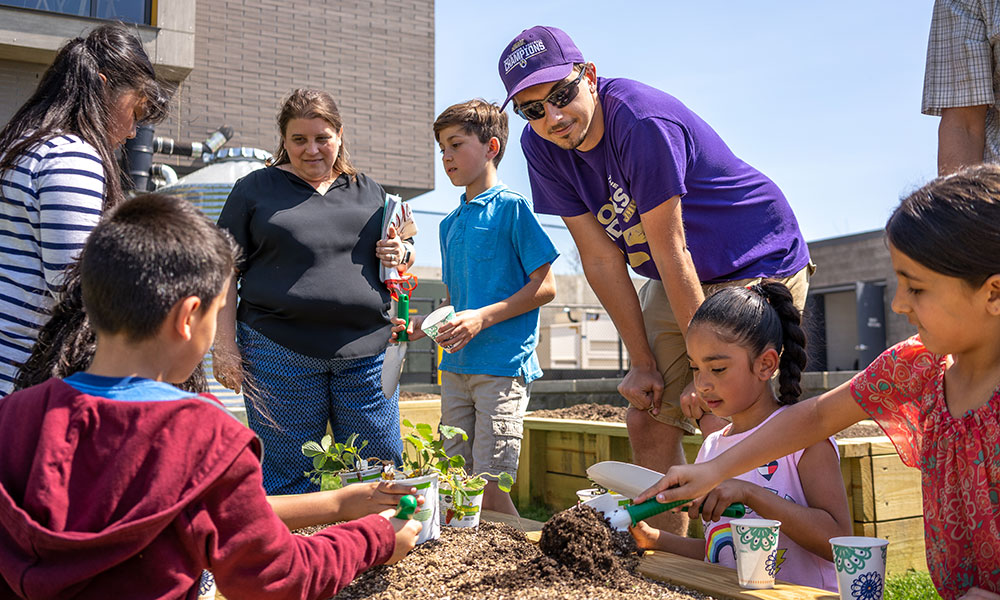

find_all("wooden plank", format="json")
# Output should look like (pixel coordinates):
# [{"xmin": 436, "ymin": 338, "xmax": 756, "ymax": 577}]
[
  {"xmin": 523, "ymin": 416, "xmax": 630, "ymax": 436},
  {"xmin": 869, "ymin": 454, "xmax": 922, "ymax": 521},
  {"xmin": 543, "ymin": 472, "xmax": 591, "ymax": 510},
  {"xmin": 595, "ymin": 433, "xmax": 611, "ymax": 463},
  {"xmin": 515, "ymin": 426, "xmax": 531, "ymax": 507},
  {"xmin": 857, "ymin": 517, "xmax": 926, "ymax": 575},
  {"xmin": 544, "ymin": 430, "xmax": 597, "ymax": 453},
  {"xmin": 837, "ymin": 437, "xmax": 898, "ymax": 458},
  {"xmin": 638, "ymin": 552, "xmax": 838, "ymax": 600},
  {"xmin": 850, "ymin": 456, "xmax": 874, "ymax": 522},
  {"xmin": 610, "ymin": 436, "xmax": 633, "ymax": 463},
  {"xmin": 545, "ymin": 446, "xmax": 592, "ymax": 477},
  {"xmin": 398, "ymin": 399, "xmax": 441, "ymax": 431}
]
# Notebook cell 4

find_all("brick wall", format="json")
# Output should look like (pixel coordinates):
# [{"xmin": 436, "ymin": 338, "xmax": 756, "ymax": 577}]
[
  {"xmin": 0, "ymin": 2, "xmax": 435, "ymax": 197},
  {"xmin": 157, "ymin": 0, "xmax": 435, "ymax": 197}
]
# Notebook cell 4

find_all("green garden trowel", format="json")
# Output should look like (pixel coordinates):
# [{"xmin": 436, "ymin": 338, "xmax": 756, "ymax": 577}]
[
  {"xmin": 583, "ymin": 460, "xmax": 746, "ymax": 531},
  {"xmin": 381, "ymin": 294, "xmax": 409, "ymax": 399}
]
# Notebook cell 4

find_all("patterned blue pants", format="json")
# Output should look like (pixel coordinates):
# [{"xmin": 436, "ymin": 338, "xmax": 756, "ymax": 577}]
[{"xmin": 237, "ymin": 322, "xmax": 403, "ymax": 495}]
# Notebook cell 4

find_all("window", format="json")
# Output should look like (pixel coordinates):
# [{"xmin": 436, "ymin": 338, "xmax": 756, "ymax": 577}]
[{"xmin": 0, "ymin": 0, "xmax": 152, "ymax": 25}]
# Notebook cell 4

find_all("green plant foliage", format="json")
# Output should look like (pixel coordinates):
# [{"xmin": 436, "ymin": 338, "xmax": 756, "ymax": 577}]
[
  {"xmin": 300, "ymin": 432, "xmax": 374, "ymax": 489},
  {"xmin": 400, "ymin": 419, "xmax": 468, "ymax": 477},
  {"xmin": 884, "ymin": 570, "xmax": 938, "ymax": 600},
  {"xmin": 441, "ymin": 469, "xmax": 515, "ymax": 521}
]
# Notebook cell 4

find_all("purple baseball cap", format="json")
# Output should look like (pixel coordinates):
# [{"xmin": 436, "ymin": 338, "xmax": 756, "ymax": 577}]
[{"xmin": 498, "ymin": 26, "xmax": 584, "ymax": 108}]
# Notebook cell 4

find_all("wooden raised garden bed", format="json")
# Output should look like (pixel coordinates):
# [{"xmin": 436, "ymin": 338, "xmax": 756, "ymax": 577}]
[{"xmin": 514, "ymin": 415, "xmax": 925, "ymax": 575}]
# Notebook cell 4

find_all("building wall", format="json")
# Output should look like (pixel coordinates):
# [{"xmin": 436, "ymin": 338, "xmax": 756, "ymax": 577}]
[
  {"xmin": 808, "ymin": 230, "xmax": 914, "ymax": 352},
  {"xmin": 156, "ymin": 0, "xmax": 435, "ymax": 198},
  {"xmin": 0, "ymin": 0, "xmax": 434, "ymax": 199}
]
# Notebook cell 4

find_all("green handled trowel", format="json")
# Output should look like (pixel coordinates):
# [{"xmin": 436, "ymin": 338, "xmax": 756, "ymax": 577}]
[
  {"xmin": 381, "ymin": 293, "xmax": 409, "ymax": 399},
  {"xmin": 583, "ymin": 460, "xmax": 746, "ymax": 531}
]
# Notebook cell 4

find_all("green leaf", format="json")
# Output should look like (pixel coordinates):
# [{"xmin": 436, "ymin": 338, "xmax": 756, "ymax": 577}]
[
  {"xmin": 301, "ymin": 440, "xmax": 324, "ymax": 457},
  {"xmin": 321, "ymin": 434, "xmax": 333, "ymax": 450},
  {"xmin": 415, "ymin": 422, "xmax": 434, "ymax": 441},
  {"xmin": 401, "ymin": 418, "xmax": 414, "ymax": 429},
  {"xmin": 438, "ymin": 424, "xmax": 467, "ymax": 441},
  {"xmin": 497, "ymin": 472, "xmax": 514, "ymax": 492},
  {"xmin": 449, "ymin": 454, "xmax": 466, "ymax": 468},
  {"xmin": 312, "ymin": 455, "xmax": 326, "ymax": 470}
]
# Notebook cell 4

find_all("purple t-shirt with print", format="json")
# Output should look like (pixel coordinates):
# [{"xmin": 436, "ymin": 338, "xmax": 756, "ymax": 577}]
[{"xmin": 522, "ymin": 77, "xmax": 809, "ymax": 283}]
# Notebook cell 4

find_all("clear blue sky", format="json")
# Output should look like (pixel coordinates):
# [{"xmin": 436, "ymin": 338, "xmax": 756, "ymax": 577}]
[{"xmin": 410, "ymin": 1, "xmax": 939, "ymax": 275}]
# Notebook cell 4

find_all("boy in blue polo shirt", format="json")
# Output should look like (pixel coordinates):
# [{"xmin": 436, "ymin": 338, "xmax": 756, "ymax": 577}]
[{"xmin": 400, "ymin": 99, "xmax": 558, "ymax": 515}]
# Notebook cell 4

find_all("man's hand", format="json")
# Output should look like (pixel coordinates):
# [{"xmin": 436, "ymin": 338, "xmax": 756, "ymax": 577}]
[
  {"xmin": 679, "ymin": 381, "xmax": 706, "ymax": 422},
  {"xmin": 432, "ymin": 309, "xmax": 483, "ymax": 352},
  {"xmin": 618, "ymin": 363, "xmax": 665, "ymax": 414}
]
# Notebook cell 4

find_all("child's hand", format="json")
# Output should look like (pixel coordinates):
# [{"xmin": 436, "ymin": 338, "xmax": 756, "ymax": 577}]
[
  {"xmin": 380, "ymin": 508, "xmax": 421, "ymax": 564},
  {"xmin": 334, "ymin": 481, "xmax": 422, "ymax": 521},
  {"xmin": 692, "ymin": 478, "xmax": 752, "ymax": 522},
  {"xmin": 628, "ymin": 520, "xmax": 663, "ymax": 551},
  {"xmin": 633, "ymin": 462, "xmax": 718, "ymax": 506},
  {"xmin": 390, "ymin": 314, "xmax": 425, "ymax": 342},
  {"xmin": 679, "ymin": 381, "xmax": 707, "ymax": 421},
  {"xmin": 432, "ymin": 309, "xmax": 483, "ymax": 352}
]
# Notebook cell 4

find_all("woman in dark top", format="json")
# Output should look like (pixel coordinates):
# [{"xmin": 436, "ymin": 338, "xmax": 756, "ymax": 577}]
[{"xmin": 214, "ymin": 89, "xmax": 414, "ymax": 494}]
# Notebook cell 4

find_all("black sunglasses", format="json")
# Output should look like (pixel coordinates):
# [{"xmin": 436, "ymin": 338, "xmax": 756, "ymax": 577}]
[{"xmin": 513, "ymin": 68, "xmax": 586, "ymax": 121}]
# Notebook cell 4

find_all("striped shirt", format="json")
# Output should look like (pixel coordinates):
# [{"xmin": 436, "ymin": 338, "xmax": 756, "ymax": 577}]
[
  {"xmin": 922, "ymin": 0, "xmax": 1000, "ymax": 163},
  {"xmin": 0, "ymin": 134, "xmax": 105, "ymax": 395}
]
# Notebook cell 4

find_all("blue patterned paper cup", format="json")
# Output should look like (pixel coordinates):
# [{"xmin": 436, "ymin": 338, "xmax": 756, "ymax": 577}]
[
  {"xmin": 731, "ymin": 518, "xmax": 781, "ymax": 589},
  {"xmin": 830, "ymin": 536, "xmax": 888, "ymax": 600}
]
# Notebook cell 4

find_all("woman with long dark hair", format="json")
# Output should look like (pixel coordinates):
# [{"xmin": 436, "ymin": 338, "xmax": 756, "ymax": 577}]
[{"xmin": 0, "ymin": 22, "xmax": 167, "ymax": 394}]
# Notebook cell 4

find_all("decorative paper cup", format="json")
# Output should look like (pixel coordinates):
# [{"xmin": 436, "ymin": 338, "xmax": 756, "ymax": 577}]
[
  {"xmin": 830, "ymin": 536, "xmax": 889, "ymax": 600},
  {"xmin": 731, "ymin": 518, "xmax": 781, "ymax": 589},
  {"xmin": 421, "ymin": 305, "xmax": 456, "ymax": 351}
]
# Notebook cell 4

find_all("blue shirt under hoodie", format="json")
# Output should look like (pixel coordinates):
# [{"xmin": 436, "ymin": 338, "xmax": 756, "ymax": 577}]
[{"xmin": 438, "ymin": 184, "xmax": 558, "ymax": 383}]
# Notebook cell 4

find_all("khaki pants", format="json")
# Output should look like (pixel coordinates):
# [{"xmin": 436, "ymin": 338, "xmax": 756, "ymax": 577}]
[{"xmin": 636, "ymin": 264, "xmax": 814, "ymax": 433}]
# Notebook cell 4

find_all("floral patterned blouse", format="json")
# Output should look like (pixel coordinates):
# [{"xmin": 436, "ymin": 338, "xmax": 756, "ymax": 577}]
[{"xmin": 850, "ymin": 336, "xmax": 1000, "ymax": 599}]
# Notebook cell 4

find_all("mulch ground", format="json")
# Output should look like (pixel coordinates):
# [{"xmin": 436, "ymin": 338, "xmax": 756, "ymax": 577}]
[
  {"xmin": 527, "ymin": 402, "xmax": 886, "ymax": 439},
  {"xmin": 324, "ymin": 507, "xmax": 711, "ymax": 600}
]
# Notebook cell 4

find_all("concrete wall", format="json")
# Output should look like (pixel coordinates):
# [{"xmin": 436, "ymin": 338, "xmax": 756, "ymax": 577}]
[{"xmin": 807, "ymin": 230, "xmax": 915, "ymax": 349}]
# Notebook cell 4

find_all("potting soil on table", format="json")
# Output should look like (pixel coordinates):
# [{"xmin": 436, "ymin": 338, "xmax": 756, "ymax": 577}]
[
  {"xmin": 529, "ymin": 402, "xmax": 886, "ymax": 439},
  {"xmin": 326, "ymin": 507, "xmax": 711, "ymax": 599}
]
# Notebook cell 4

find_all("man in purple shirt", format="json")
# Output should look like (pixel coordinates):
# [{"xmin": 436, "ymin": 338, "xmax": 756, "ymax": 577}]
[{"xmin": 499, "ymin": 26, "xmax": 813, "ymax": 535}]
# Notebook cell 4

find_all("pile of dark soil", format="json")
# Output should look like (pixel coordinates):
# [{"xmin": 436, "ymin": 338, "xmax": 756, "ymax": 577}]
[
  {"xmin": 528, "ymin": 402, "xmax": 886, "ymax": 439},
  {"xmin": 330, "ymin": 511, "xmax": 709, "ymax": 599},
  {"xmin": 530, "ymin": 403, "xmax": 627, "ymax": 422}
]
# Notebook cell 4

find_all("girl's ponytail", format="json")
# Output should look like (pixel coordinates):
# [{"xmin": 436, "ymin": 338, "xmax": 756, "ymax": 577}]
[
  {"xmin": 756, "ymin": 281, "xmax": 808, "ymax": 405},
  {"xmin": 691, "ymin": 279, "xmax": 808, "ymax": 405}
]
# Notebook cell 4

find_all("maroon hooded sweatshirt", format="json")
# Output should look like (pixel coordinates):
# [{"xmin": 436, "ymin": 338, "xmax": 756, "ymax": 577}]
[{"xmin": 0, "ymin": 379, "xmax": 395, "ymax": 599}]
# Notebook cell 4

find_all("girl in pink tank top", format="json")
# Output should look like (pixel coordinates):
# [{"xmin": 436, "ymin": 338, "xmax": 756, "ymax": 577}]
[{"xmin": 629, "ymin": 281, "xmax": 851, "ymax": 592}]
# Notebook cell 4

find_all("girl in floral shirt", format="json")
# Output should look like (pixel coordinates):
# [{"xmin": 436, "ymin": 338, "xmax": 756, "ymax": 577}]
[{"xmin": 637, "ymin": 164, "xmax": 1000, "ymax": 600}]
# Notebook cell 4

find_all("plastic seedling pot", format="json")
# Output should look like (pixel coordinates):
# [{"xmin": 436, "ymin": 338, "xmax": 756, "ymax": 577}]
[
  {"xmin": 440, "ymin": 484, "xmax": 485, "ymax": 528},
  {"xmin": 339, "ymin": 465, "xmax": 384, "ymax": 488},
  {"xmin": 392, "ymin": 471, "xmax": 440, "ymax": 544}
]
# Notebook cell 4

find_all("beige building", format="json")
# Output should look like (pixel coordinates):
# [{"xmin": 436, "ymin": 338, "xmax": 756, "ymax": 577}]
[{"xmin": 0, "ymin": 0, "xmax": 434, "ymax": 198}]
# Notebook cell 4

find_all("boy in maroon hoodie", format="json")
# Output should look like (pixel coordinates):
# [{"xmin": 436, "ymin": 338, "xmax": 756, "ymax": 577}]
[{"xmin": 0, "ymin": 194, "xmax": 419, "ymax": 600}]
